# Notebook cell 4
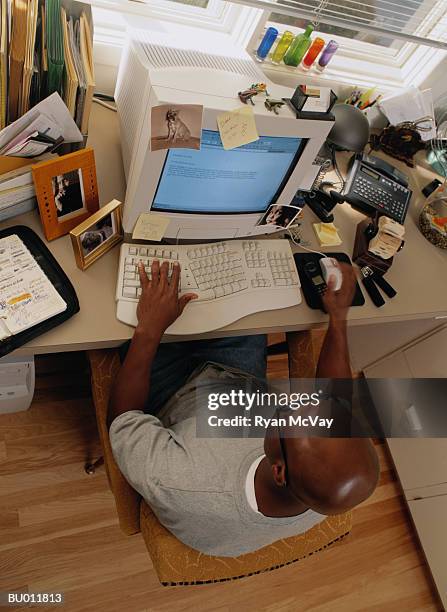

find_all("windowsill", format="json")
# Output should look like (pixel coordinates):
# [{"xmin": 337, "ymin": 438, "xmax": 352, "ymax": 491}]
[{"xmin": 257, "ymin": 57, "xmax": 403, "ymax": 93}]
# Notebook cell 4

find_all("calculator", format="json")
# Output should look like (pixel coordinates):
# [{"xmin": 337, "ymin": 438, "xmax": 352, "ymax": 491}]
[{"xmin": 344, "ymin": 154, "xmax": 412, "ymax": 224}]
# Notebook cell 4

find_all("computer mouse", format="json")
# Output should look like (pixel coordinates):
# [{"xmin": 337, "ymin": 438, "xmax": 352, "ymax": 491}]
[{"xmin": 319, "ymin": 257, "xmax": 343, "ymax": 291}]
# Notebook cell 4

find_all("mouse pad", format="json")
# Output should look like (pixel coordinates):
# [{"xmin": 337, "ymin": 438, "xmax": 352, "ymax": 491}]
[{"xmin": 294, "ymin": 252, "xmax": 365, "ymax": 310}]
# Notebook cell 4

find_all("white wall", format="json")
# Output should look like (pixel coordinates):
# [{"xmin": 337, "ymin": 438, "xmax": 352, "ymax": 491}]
[{"xmin": 420, "ymin": 57, "xmax": 447, "ymax": 103}]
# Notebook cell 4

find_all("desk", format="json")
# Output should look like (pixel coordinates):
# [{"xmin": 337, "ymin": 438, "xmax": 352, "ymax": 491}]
[{"xmin": 2, "ymin": 103, "xmax": 447, "ymax": 356}]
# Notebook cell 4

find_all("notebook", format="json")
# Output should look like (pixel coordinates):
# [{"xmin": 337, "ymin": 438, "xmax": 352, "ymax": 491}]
[{"xmin": 0, "ymin": 233, "xmax": 67, "ymax": 340}]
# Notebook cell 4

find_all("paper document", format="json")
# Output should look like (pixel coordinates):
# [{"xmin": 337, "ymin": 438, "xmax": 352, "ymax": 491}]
[
  {"xmin": 132, "ymin": 213, "xmax": 170, "ymax": 242},
  {"xmin": 379, "ymin": 87, "xmax": 436, "ymax": 142},
  {"xmin": 0, "ymin": 113, "xmax": 62, "ymax": 155},
  {"xmin": 0, "ymin": 92, "xmax": 83, "ymax": 152},
  {"xmin": 0, "ymin": 234, "xmax": 66, "ymax": 340},
  {"xmin": 216, "ymin": 106, "xmax": 259, "ymax": 150}
]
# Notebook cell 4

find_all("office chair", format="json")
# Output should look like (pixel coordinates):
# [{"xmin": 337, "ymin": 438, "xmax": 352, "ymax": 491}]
[{"xmin": 87, "ymin": 333, "xmax": 352, "ymax": 586}]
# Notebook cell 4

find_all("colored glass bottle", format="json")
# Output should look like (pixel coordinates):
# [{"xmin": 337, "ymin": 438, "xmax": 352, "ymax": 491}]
[
  {"xmin": 301, "ymin": 37, "xmax": 325, "ymax": 70},
  {"xmin": 256, "ymin": 27, "xmax": 278, "ymax": 62},
  {"xmin": 270, "ymin": 30, "xmax": 294, "ymax": 64},
  {"xmin": 316, "ymin": 39, "xmax": 339, "ymax": 71},
  {"xmin": 283, "ymin": 24, "xmax": 314, "ymax": 67}
]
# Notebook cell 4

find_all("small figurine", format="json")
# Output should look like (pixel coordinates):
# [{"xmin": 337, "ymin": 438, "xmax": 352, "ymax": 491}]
[
  {"xmin": 251, "ymin": 82, "xmax": 270, "ymax": 96},
  {"xmin": 238, "ymin": 88, "xmax": 258, "ymax": 105},
  {"xmin": 265, "ymin": 98, "xmax": 285, "ymax": 115}
]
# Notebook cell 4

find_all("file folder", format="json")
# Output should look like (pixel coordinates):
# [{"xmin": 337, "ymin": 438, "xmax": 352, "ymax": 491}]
[
  {"xmin": 8, "ymin": 0, "xmax": 28, "ymax": 123},
  {"xmin": 0, "ymin": 0, "xmax": 7, "ymax": 129},
  {"xmin": 46, "ymin": 0, "xmax": 64, "ymax": 96}
]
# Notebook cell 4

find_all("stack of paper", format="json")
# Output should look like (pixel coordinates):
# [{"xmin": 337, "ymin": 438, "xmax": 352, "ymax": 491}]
[
  {"xmin": 0, "ymin": 0, "xmax": 7, "ymax": 129},
  {"xmin": 0, "ymin": 234, "xmax": 67, "ymax": 341},
  {"xmin": 0, "ymin": 153, "xmax": 54, "ymax": 217}
]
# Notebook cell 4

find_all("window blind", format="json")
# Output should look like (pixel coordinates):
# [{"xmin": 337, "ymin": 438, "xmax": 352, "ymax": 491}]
[{"xmin": 227, "ymin": 0, "xmax": 447, "ymax": 49}]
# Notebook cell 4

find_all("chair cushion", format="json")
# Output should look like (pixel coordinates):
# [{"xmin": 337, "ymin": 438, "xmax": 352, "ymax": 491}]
[{"xmin": 140, "ymin": 501, "xmax": 352, "ymax": 586}]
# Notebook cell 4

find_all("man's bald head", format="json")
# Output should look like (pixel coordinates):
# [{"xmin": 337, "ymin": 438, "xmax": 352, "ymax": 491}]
[{"xmin": 265, "ymin": 434, "xmax": 379, "ymax": 515}]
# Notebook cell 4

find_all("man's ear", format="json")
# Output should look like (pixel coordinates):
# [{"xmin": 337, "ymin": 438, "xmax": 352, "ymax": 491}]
[{"xmin": 271, "ymin": 460, "xmax": 287, "ymax": 487}]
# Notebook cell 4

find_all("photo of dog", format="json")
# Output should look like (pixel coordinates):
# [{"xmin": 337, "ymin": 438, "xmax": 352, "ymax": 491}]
[
  {"xmin": 151, "ymin": 104, "xmax": 203, "ymax": 151},
  {"xmin": 166, "ymin": 109, "xmax": 191, "ymax": 142}
]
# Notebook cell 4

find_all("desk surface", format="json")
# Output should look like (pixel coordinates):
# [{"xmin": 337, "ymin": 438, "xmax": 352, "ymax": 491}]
[{"xmin": 3, "ymin": 103, "xmax": 447, "ymax": 355}]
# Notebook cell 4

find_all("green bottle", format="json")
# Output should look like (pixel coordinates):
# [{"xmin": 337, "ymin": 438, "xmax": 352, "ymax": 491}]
[{"xmin": 283, "ymin": 24, "xmax": 314, "ymax": 67}]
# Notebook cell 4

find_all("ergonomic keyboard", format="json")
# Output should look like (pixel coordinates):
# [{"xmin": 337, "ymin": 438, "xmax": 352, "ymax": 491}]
[{"xmin": 116, "ymin": 239, "xmax": 301, "ymax": 334}]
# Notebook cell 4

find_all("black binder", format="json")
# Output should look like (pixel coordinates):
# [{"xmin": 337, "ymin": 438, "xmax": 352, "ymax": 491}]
[{"xmin": 0, "ymin": 225, "xmax": 80, "ymax": 357}]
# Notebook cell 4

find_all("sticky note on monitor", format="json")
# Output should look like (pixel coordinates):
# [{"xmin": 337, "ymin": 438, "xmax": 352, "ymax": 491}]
[
  {"xmin": 132, "ymin": 213, "xmax": 170, "ymax": 242},
  {"xmin": 216, "ymin": 106, "xmax": 259, "ymax": 150}
]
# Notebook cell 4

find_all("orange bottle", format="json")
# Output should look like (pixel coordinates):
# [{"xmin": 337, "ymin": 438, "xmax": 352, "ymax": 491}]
[{"xmin": 301, "ymin": 37, "xmax": 325, "ymax": 70}]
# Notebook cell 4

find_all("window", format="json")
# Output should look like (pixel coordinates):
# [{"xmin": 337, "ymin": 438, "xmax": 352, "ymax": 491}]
[
  {"xmin": 247, "ymin": 0, "xmax": 447, "ymax": 91},
  {"xmin": 270, "ymin": 0, "xmax": 432, "ymax": 50},
  {"xmin": 268, "ymin": 0, "xmax": 447, "ymax": 49}
]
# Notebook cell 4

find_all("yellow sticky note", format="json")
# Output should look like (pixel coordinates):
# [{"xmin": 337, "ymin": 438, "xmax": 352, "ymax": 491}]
[
  {"xmin": 132, "ymin": 213, "xmax": 170, "ymax": 242},
  {"xmin": 216, "ymin": 106, "xmax": 259, "ymax": 151}
]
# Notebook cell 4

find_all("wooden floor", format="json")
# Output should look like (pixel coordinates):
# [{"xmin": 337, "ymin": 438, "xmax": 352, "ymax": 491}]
[{"xmin": 0, "ymin": 342, "xmax": 442, "ymax": 612}]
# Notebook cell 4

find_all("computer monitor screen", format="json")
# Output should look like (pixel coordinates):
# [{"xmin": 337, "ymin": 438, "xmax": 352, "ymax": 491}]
[{"xmin": 152, "ymin": 130, "xmax": 306, "ymax": 214}]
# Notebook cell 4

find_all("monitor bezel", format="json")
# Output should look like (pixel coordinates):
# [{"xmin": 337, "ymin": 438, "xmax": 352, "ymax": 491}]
[{"xmin": 150, "ymin": 130, "xmax": 309, "ymax": 215}]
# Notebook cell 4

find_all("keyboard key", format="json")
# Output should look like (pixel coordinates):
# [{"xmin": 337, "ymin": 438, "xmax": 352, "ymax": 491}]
[{"xmin": 123, "ymin": 287, "xmax": 137, "ymax": 298}]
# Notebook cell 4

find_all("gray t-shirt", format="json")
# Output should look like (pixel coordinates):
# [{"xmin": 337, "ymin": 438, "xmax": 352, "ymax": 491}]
[{"xmin": 110, "ymin": 365, "xmax": 325, "ymax": 557}]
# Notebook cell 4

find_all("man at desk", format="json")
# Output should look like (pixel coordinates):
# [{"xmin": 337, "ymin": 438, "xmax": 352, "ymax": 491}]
[{"xmin": 108, "ymin": 260, "xmax": 379, "ymax": 557}]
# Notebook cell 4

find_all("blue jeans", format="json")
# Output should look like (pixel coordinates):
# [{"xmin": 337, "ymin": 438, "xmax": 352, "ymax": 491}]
[{"xmin": 121, "ymin": 335, "xmax": 267, "ymax": 414}]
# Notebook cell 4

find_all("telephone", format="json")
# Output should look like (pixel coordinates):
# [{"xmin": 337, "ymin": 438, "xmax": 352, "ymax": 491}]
[{"xmin": 344, "ymin": 154, "xmax": 412, "ymax": 224}]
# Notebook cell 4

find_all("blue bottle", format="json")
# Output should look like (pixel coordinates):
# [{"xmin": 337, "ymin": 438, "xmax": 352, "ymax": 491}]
[{"xmin": 256, "ymin": 27, "xmax": 279, "ymax": 62}]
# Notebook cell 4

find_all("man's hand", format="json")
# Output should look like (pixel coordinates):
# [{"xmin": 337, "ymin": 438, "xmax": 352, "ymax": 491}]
[
  {"xmin": 322, "ymin": 263, "xmax": 356, "ymax": 323},
  {"xmin": 136, "ymin": 260, "xmax": 197, "ymax": 340}
]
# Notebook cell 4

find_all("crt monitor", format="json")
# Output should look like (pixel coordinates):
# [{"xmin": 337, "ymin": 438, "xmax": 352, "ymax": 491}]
[
  {"xmin": 151, "ymin": 130, "xmax": 306, "ymax": 215},
  {"xmin": 115, "ymin": 35, "xmax": 335, "ymax": 240}
]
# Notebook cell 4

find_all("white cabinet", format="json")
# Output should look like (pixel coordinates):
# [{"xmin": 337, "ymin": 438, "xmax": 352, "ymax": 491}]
[
  {"xmin": 407, "ymin": 496, "xmax": 447, "ymax": 609},
  {"xmin": 404, "ymin": 327, "xmax": 447, "ymax": 378},
  {"xmin": 363, "ymin": 325, "xmax": 447, "ymax": 609}
]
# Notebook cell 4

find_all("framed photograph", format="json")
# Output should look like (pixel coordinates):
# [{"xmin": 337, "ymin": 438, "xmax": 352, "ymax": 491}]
[
  {"xmin": 70, "ymin": 199, "xmax": 123, "ymax": 270},
  {"xmin": 258, "ymin": 204, "xmax": 303, "ymax": 229},
  {"xmin": 32, "ymin": 148, "xmax": 99, "ymax": 241}
]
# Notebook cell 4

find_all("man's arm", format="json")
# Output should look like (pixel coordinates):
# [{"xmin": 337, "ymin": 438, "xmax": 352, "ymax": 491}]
[
  {"xmin": 316, "ymin": 264, "xmax": 356, "ymax": 379},
  {"xmin": 107, "ymin": 260, "xmax": 197, "ymax": 429}
]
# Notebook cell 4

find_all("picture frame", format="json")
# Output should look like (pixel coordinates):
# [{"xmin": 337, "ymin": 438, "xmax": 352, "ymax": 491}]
[
  {"xmin": 69, "ymin": 199, "xmax": 123, "ymax": 270},
  {"xmin": 32, "ymin": 148, "xmax": 99, "ymax": 241}
]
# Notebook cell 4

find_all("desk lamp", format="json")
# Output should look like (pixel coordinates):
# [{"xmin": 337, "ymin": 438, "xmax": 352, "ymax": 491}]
[{"xmin": 307, "ymin": 104, "xmax": 370, "ymax": 222}]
